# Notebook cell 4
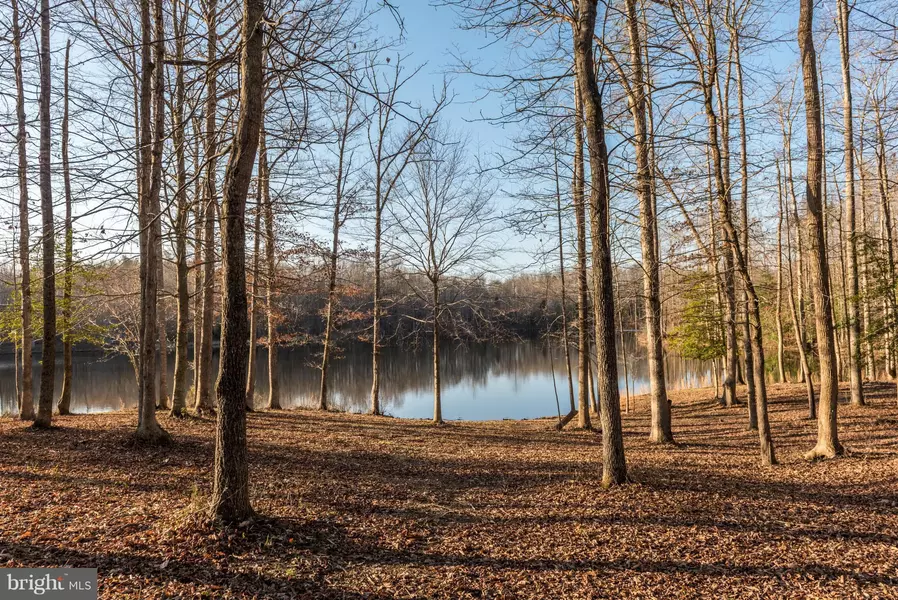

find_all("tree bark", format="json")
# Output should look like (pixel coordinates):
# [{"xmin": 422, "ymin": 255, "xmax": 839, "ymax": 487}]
[
  {"xmin": 35, "ymin": 0, "xmax": 55, "ymax": 429},
  {"xmin": 245, "ymin": 178, "xmax": 262, "ymax": 411},
  {"xmin": 12, "ymin": 0, "xmax": 34, "ymax": 422},
  {"xmin": 553, "ymin": 142, "xmax": 576, "ymax": 417},
  {"xmin": 134, "ymin": 0, "xmax": 169, "ymax": 443},
  {"xmin": 58, "ymin": 41, "xmax": 74, "ymax": 416},
  {"xmin": 775, "ymin": 159, "xmax": 787, "ymax": 384},
  {"xmin": 625, "ymin": 0, "xmax": 670, "ymax": 443},
  {"xmin": 571, "ymin": 70, "xmax": 590, "ymax": 427},
  {"xmin": 799, "ymin": 0, "xmax": 843, "ymax": 460},
  {"xmin": 170, "ymin": 4, "xmax": 190, "ymax": 416},
  {"xmin": 196, "ymin": 0, "xmax": 218, "ymax": 415},
  {"xmin": 261, "ymin": 128, "xmax": 280, "ymax": 410},
  {"xmin": 574, "ymin": 0, "xmax": 627, "ymax": 487},
  {"xmin": 209, "ymin": 0, "xmax": 265, "ymax": 523}
]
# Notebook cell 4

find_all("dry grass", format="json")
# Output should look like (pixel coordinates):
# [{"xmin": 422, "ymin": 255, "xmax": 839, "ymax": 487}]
[{"xmin": 1, "ymin": 382, "xmax": 896, "ymax": 598}]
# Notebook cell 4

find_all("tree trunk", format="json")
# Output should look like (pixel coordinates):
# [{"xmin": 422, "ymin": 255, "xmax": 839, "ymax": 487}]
[
  {"xmin": 371, "ymin": 198, "xmax": 383, "ymax": 415},
  {"xmin": 57, "ymin": 42, "xmax": 74, "ymax": 416},
  {"xmin": 574, "ymin": 0, "xmax": 627, "ymax": 487},
  {"xmin": 730, "ymin": 15, "xmax": 757, "ymax": 430},
  {"xmin": 775, "ymin": 160, "xmax": 787, "ymax": 384},
  {"xmin": 553, "ymin": 143, "xmax": 576, "ymax": 417},
  {"xmin": 196, "ymin": 0, "xmax": 218, "ymax": 416},
  {"xmin": 573, "ymin": 70, "xmax": 591, "ymax": 425},
  {"xmin": 209, "ymin": 0, "xmax": 265, "ymax": 523},
  {"xmin": 12, "ymin": 0, "xmax": 34, "ymax": 422},
  {"xmin": 432, "ymin": 280, "xmax": 442, "ymax": 424},
  {"xmin": 245, "ymin": 180, "xmax": 262, "ymax": 410},
  {"xmin": 34, "ymin": 0, "xmax": 55, "ymax": 429},
  {"xmin": 170, "ymin": 8, "xmax": 190, "ymax": 416},
  {"xmin": 800, "ymin": 0, "xmax": 843, "ymax": 460},
  {"xmin": 192, "ymin": 119, "xmax": 204, "ymax": 398},
  {"xmin": 135, "ymin": 0, "xmax": 170, "ymax": 443},
  {"xmin": 625, "ymin": 0, "xmax": 670, "ymax": 443},
  {"xmin": 261, "ymin": 128, "xmax": 280, "ymax": 410}
]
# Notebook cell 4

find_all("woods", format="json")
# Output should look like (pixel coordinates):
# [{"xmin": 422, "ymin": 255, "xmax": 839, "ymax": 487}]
[{"xmin": 1, "ymin": 0, "xmax": 898, "ymax": 595}]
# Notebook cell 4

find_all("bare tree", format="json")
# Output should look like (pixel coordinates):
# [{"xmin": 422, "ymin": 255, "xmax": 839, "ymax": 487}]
[
  {"xmin": 195, "ymin": 0, "xmax": 219, "ymax": 416},
  {"xmin": 209, "ymin": 0, "xmax": 265, "ymax": 523},
  {"xmin": 12, "ymin": 0, "xmax": 34, "ymax": 422},
  {"xmin": 367, "ymin": 55, "xmax": 445, "ymax": 416},
  {"xmin": 57, "ymin": 40, "xmax": 74, "ymax": 416},
  {"xmin": 389, "ymin": 126, "xmax": 498, "ymax": 424},
  {"xmin": 574, "ymin": 0, "xmax": 627, "ymax": 486},
  {"xmin": 34, "ymin": 0, "xmax": 55, "ymax": 429},
  {"xmin": 800, "ymin": 0, "xmax": 843, "ymax": 460}
]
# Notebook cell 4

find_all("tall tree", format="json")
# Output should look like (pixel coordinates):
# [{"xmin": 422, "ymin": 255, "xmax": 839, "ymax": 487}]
[
  {"xmin": 12, "ymin": 0, "xmax": 34, "ymax": 422},
  {"xmin": 209, "ymin": 0, "xmax": 265, "ymax": 522},
  {"xmin": 799, "ymin": 0, "xmax": 843, "ymax": 460},
  {"xmin": 57, "ymin": 41, "xmax": 75, "ymax": 416},
  {"xmin": 34, "ymin": 0, "xmax": 55, "ymax": 429},
  {"xmin": 170, "ymin": 0, "xmax": 191, "ymax": 416},
  {"xmin": 260, "ymin": 126, "xmax": 280, "ymax": 410},
  {"xmin": 625, "ymin": 0, "xmax": 671, "ymax": 443},
  {"xmin": 574, "ymin": 0, "xmax": 627, "ymax": 486},
  {"xmin": 195, "ymin": 0, "xmax": 219, "ymax": 415},
  {"xmin": 135, "ymin": 0, "xmax": 170, "ymax": 443}
]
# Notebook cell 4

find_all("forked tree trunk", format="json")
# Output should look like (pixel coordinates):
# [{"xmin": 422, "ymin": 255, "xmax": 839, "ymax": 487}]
[
  {"xmin": 574, "ymin": 0, "xmax": 627, "ymax": 487},
  {"xmin": 58, "ymin": 41, "xmax": 74, "ymax": 416},
  {"xmin": 35, "ymin": 0, "xmax": 55, "ymax": 429},
  {"xmin": 135, "ymin": 0, "xmax": 169, "ymax": 443},
  {"xmin": 625, "ymin": 0, "xmax": 670, "ymax": 443},
  {"xmin": 209, "ymin": 0, "xmax": 265, "ymax": 523},
  {"xmin": 799, "ymin": 0, "xmax": 843, "ymax": 460},
  {"xmin": 196, "ymin": 0, "xmax": 218, "ymax": 416},
  {"xmin": 12, "ymin": 0, "xmax": 34, "ymax": 422}
]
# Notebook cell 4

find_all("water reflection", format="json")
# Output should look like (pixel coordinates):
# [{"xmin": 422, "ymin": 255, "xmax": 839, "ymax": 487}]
[{"xmin": 0, "ymin": 336, "xmax": 712, "ymax": 420}]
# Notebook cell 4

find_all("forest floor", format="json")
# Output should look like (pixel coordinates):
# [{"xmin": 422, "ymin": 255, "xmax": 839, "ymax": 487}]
[{"xmin": 1, "ymin": 383, "xmax": 897, "ymax": 599}]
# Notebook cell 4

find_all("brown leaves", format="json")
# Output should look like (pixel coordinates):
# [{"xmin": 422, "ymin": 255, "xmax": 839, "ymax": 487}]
[{"xmin": 0, "ymin": 384, "xmax": 896, "ymax": 598}]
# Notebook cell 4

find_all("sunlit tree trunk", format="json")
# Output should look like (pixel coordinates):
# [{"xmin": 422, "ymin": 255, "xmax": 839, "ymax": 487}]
[
  {"xmin": 572, "ymin": 73, "xmax": 591, "ymax": 427},
  {"xmin": 574, "ymin": 0, "xmax": 627, "ymax": 487},
  {"xmin": 729, "ymin": 6, "xmax": 757, "ymax": 429},
  {"xmin": 209, "ymin": 0, "xmax": 265, "ymax": 523},
  {"xmin": 12, "ymin": 0, "xmax": 33, "ymax": 422},
  {"xmin": 837, "ymin": 0, "xmax": 863, "ymax": 405},
  {"xmin": 58, "ymin": 41, "xmax": 74, "ymax": 416},
  {"xmin": 625, "ymin": 0, "xmax": 669, "ymax": 442},
  {"xmin": 775, "ymin": 160, "xmax": 787, "ymax": 384},
  {"xmin": 800, "ymin": 0, "xmax": 843, "ymax": 460}
]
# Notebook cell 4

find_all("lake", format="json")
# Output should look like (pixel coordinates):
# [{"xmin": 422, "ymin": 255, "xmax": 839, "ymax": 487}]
[{"xmin": 0, "ymin": 337, "xmax": 713, "ymax": 420}]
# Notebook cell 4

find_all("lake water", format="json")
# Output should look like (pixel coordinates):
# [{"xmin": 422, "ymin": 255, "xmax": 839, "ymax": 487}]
[{"xmin": 0, "ymin": 338, "xmax": 713, "ymax": 420}]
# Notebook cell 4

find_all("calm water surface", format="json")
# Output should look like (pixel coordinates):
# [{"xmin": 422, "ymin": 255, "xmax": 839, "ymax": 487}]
[{"xmin": 0, "ymin": 337, "xmax": 712, "ymax": 420}]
